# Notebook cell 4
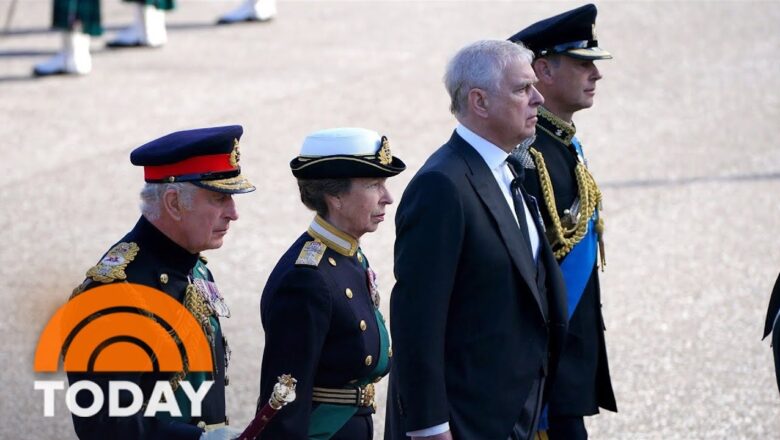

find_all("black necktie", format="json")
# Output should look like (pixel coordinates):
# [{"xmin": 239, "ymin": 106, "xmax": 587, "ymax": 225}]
[{"xmin": 505, "ymin": 155, "xmax": 534, "ymax": 259}]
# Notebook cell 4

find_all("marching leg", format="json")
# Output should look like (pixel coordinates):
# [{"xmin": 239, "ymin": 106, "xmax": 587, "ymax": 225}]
[{"xmin": 33, "ymin": 31, "xmax": 92, "ymax": 76}]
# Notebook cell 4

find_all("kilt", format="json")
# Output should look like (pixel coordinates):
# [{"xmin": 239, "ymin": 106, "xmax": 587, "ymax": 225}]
[{"xmin": 52, "ymin": 0, "xmax": 175, "ymax": 36}]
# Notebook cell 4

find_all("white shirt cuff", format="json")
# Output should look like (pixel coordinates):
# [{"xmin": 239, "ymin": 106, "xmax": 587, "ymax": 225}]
[{"xmin": 406, "ymin": 422, "xmax": 450, "ymax": 437}]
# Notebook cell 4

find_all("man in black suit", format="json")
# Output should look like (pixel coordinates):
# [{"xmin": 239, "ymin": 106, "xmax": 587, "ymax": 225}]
[
  {"xmin": 385, "ymin": 40, "xmax": 568, "ymax": 440},
  {"xmin": 763, "ymin": 273, "xmax": 780, "ymax": 395},
  {"xmin": 507, "ymin": 5, "xmax": 617, "ymax": 439}
]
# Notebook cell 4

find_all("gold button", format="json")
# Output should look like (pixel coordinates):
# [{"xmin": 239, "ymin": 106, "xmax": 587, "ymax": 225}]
[
  {"xmin": 357, "ymin": 253, "xmax": 364, "ymax": 263},
  {"xmin": 388, "ymin": 347, "xmax": 393, "ymax": 357},
  {"xmin": 345, "ymin": 288, "xmax": 353, "ymax": 299},
  {"xmin": 365, "ymin": 355, "xmax": 373, "ymax": 366},
  {"xmin": 359, "ymin": 320, "xmax": 367, "ymax": 331},
  {"xmin": 159, "ymin": 273, "xmax": 169, "ymax": 284},
  {"xmin": 328, "ymin": 257, "xmax": 337, "ymax": 266}
]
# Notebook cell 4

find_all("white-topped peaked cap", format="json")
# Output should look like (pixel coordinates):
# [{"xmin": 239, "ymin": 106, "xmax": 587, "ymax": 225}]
[
  {"xmin": 290, "ymin": 127, "xmax": 406, "ymax": 179},
  {"xmin": 300, "ymin": 127, "xmax": 383, "ymax": 156}
]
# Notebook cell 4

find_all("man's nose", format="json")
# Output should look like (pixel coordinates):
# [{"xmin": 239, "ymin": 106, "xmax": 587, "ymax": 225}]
[
  {"xmin": 225, "ymin": 197, "xmax": 239, "ymax": 221},
  {"xmin": 591, "ymin": 63, "xmax": 603, "ymax": 81},
  {"xmin": 530, "ymin": 85, "xmax": 544, "ymax": 106}
]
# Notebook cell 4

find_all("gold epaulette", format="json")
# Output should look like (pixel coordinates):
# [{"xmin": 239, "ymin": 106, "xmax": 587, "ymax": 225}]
[
  {"xmin": 295, "ymin": 240, "xmax": 326, "ymax": 267},
  {"xmin": 85, "ymin": 242, "xmax": 140, "ymax": 283}
]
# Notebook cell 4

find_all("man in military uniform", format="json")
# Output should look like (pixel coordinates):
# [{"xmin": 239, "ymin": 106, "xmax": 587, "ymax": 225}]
[
  {"xmin": 508, "ymin": 4, "xmax": 617, "ymax": 439},
  {"xmin": 68, "ymin": 125, "xmax": 254, "ymax": 439},
  {"xmin": 763, "ymin": 273, "xmax": 780, "ymax": 395}
]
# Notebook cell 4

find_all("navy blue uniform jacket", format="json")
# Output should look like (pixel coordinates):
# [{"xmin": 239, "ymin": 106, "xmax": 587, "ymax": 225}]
[{"xmin": 257, "ymin": 229, "xmax": 391, "ymax": 439}]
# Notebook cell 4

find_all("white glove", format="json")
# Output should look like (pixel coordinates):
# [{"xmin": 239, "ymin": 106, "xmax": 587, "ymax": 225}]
[{"xmin": 199, "ymin": 426, "xmax": 243, "ymax": 440}]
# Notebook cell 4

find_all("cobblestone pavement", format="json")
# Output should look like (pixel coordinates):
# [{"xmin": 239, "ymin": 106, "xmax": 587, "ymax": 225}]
[{"xmin": 2, "ymin": 1, "xmax": 779, "ymax": 438}]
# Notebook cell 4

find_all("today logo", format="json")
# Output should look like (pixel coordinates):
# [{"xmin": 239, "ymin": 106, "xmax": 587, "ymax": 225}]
[{"xmin": 34, "ymin": 283, "xmax": 215, "ymax": 417}]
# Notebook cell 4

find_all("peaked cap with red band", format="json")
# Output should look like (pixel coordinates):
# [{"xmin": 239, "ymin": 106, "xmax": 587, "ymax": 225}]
[{"xmin": 130, "ymin": 125, "xmax": 255, "ymax": 194}]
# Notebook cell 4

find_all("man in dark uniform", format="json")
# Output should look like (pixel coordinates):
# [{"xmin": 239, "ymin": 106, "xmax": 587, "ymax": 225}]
[
  {"xmin": 257, "ymin": 127, "xmax": 405, "ymax": 439},
  {"xmin": 763, "ymin": 273, "xmax": 780, "ymax": 394},
  {"xmin": 508, "ymin": 4, "xmax": 617, "ymax": 439},
  {"xmin": 68, "ymin": 125, "xmax": 255, "ymax": 439}
]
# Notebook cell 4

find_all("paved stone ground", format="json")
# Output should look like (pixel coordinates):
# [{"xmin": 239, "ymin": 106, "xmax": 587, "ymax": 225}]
[{"xmin": 2, "ymin": 0, "xmax": 779, "ymax": 438}]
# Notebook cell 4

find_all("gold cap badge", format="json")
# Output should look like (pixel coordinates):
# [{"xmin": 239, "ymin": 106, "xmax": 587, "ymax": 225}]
[
  {"xmin": 229, "ymin": 138, "xmax": 241, "ymax": 168},
  {"xmin": 377, "ymin": 136, "xmax": 392, "ymax": 166}
]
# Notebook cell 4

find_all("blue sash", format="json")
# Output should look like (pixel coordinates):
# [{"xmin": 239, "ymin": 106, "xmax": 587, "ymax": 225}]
[
  {"xmin": 560, "ymin": 219, "xmax": 598, "ymax": 319},
  {"xmin": 538, "ymin": 136, "xmax": 598, "ymax": 431}
]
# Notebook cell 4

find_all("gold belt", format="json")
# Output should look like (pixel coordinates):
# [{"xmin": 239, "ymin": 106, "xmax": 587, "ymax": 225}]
[{"xmin": 312, "ymin": 383, "xmax": 375, "ymax": 408}]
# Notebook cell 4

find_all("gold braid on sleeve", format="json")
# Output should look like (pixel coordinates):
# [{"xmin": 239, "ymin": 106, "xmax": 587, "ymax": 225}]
[{"xmin": 529, "ymin": 147, "xmax": 606, "ymax": 267}]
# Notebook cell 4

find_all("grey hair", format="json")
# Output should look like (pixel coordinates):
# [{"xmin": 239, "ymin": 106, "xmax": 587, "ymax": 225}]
[
  {"xmin": 444, "ymin": 40, "xmax": 534, "ymax": 116},
  {"xmin": 139, "ymin": 182, "xmax": 197, "ymax": 221},
  {"xmin": 297, "ymin": 178, "xmax": 352, "ymax": 218}
]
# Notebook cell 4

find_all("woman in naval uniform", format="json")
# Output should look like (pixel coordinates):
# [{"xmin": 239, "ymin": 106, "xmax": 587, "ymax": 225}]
[{"xmin": 256, "ymin": 127, "xmax": 406, "ymax": 439}]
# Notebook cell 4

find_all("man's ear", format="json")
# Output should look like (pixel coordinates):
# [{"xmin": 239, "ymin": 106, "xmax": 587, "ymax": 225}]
[
  {"xmin": 162, "ymin": 189, "xmax": 183, "ymax": 221},
  {"xmin": 533, "ymin": 58, "xmax": 554, "ymax": 83},
  {"xmin": 468, "ymin": 88, "xmax": 490, "ymax": 118}
]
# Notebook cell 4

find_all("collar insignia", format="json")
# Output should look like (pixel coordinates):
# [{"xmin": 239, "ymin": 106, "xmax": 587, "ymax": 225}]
[
  {"xmin": 307, "ymin": 215, "xmax": 359, "ymax": 256},
  {"xmin": 538, "ymin": 106, "xmax": 576, "ymax": 145}
]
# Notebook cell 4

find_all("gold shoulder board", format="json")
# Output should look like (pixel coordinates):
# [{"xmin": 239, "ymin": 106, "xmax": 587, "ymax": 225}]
[
  {"xmin": 86, "ymin": 242, "xmax": 140, "ymax": 283},
  {"xmin": 295, "ymin": 241, "xmax": 326, "ymax": 267}
]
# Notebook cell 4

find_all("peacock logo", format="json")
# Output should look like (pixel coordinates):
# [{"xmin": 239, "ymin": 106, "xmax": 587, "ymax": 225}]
[{"xmin": 33, "ymin": 283, "xmax": 215, "ymax": 417}]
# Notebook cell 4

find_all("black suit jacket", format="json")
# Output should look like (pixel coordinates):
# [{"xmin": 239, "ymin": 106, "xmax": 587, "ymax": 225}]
[
  {"xmin": 763, "ymin": 273, "xmax": 780, "ymax": 395},
  {"xmin": 385, "ymin": 131, "xmax": 568, "ymax": 439}
]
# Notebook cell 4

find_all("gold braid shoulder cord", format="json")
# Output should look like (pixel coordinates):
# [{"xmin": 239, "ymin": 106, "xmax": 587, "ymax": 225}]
[
  {"xmin": 169, "ymin": 283, "xmax": 217, "ymax": 391},
  {"xmin": 528, "ymin": 147, "xmax": 606, "ymax": 269}
]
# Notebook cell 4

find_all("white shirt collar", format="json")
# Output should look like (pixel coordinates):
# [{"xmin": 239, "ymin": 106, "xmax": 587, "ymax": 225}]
[{"xmin": 456, "ymin": 124, "xmax": 509, "ymax": 171}]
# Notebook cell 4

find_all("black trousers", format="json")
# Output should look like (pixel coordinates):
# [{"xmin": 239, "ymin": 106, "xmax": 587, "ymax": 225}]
[
  {"xmin": 547, "ymin": 416, "xmax": 587, "ymax": 440},
  {"xmin": 509, "ymin": 377, "xmax": 545, "ymax": 440}
]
